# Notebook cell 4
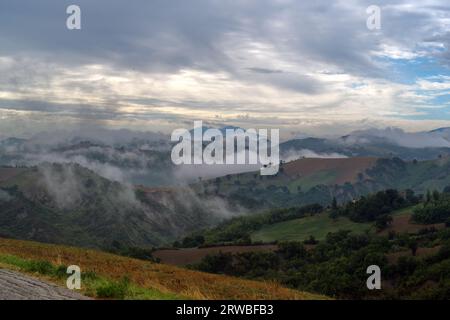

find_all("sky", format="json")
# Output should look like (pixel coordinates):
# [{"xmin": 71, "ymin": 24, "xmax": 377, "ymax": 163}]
[{"xmin": 0, "ymin": 0, "xmax": 449, "ymax": 139}]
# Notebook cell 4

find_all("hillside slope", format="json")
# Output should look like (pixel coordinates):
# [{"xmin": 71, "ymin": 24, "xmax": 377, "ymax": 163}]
[
  {"xmin": 251, "ymin": 213, "xmax": 372, "ymax": 242},
  {"xmin": 0, "ymin": 164, "xmax": 231, "ymax": 249},
  {"xmin": 280, "ymin": 131, "xmax": 450, "ymax": 160},
  {"xmin": 198, "ymin": 156, "xmax": 450, "ymax": 209},
  {"xmin": 0, "ymin": 238, "xmax": 325, "ymax": 300}
]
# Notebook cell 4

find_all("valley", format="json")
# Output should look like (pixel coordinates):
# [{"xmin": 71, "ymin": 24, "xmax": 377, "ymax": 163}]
[{"xmin": 1, "ymin": 128, "xmax": 450, "ymax": 300}]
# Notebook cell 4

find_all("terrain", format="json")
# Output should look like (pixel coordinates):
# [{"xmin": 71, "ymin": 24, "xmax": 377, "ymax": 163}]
[
  {"xmin": 0, "ymin": 269, "xmax": 90, "ymax": 300},
  {"xmin": 0, "ymin": 238, "xmax": 325, "ymax": 300},
  {"xmin": 251, "ymin": 213, "xmax": 372, "ymax": 243},
  {"xmin": 280, "ymin": 127, "xmax": 450, "ymax": 161},
  {"xmin": 197, "ymin": 156, "xmax": 450, "ymax": 209},
  {"xmin": 180, "ymin": 191, "xmax": 450, "ymax": 299},
  {"xmin": 2, "ymin": 128, "xmax": 450, "ymax": 300},
  {"xmin": 2, "ymin": 155, "xmax": 450, "ymax": 252},
  {"xmin": 0, "ymin": 164, "xmax": 234, "ymax": 249},
  {"xmin": 153, "ymin": 245, "xmax": 278, "ymax": 266}
]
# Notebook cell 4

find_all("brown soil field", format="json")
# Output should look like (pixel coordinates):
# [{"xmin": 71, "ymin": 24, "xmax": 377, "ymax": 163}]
[
  {"xmin": 283, "ymin": 157, "xmax": 378, "ymax": 184},
  {"xmin": 380, "ymin": 214, "xmax": 445, "ymax": 235},
  {"xmin": 153, "ymin": 245, "xmax": 278, "ymax": 266}
]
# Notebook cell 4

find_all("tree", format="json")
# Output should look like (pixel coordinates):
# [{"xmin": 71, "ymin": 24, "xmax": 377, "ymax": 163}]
[
  {"xmin": 432, "ymin": 190, "xmax": 440, "ymax": 201},
  {"xmin": 329, "ymin": 197, "xmax": 339, "ymax": 220},
  {"xmin": 408, "ymin": 240, "xmax": 418, "ymax": 256},
  {"xmin": 375, "ymin": 214, "xmax": 393, "ymax": 231},
  {"xmin": 196, "ymin": 252, "xmax": 233, "ymax": 274},
  {"xmin": 332, "ymin": 197, "xmax": 338, "ymax": 211},
  {"xmin": 304, "ymin": 235, "xmax": 318, "ymax": 245},
  {"xmin": 405, "ymin": 189, "xmax": 419, "ymax": 204},
  {"xmin": 277, "ymin": 242, "xmax": 308, "ymax": 260},
  {"xmin": 181, "ymin": 235, "xmax": 205, "ymax": 248},
  {"xmin": 445, "ymin": 218, "xmax": 450, "ymax": 228},
  {"xmin": 426, "ymin": 190, "xmax": 432, "ymax": 204}
]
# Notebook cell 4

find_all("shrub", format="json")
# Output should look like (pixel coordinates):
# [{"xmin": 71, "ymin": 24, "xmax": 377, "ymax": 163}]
[
  {"xmin": 27, "ymin": 260, "xmax": 55, "ymax": 275},
  {"xmin": 96, "ymin": 277, "xmax": 130, "ymax": 299}
]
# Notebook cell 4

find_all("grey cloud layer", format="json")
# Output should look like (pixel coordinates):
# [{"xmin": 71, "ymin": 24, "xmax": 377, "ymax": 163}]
[
  {"xmin": 2, "ymin": 1, "xmax": 446, "ymax": 78},
  {"xmin": 0, "ymin": 0, "xmax": 449, "ymax": 134}
]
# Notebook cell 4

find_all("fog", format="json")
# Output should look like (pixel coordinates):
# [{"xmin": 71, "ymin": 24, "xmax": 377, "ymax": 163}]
[
  {"xmin": 339, "ymin": 127, "xmax": 450, "ymax": 148},
  {"xmin": 282, "ymin": 149, "xmax": 348, "ymax": 163}
]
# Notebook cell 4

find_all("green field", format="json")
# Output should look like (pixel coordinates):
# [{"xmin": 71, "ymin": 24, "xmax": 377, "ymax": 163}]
[{"xmin": 251, "ymin": 213, "xmax": 373, "ymax": 242}]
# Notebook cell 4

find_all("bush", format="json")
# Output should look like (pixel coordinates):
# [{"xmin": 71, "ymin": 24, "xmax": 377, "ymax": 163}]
[
  {"xmin": 304, "ymin": 235, "xmax": 318, "ymax": 245},
  {"xmin": 96, "ymin": 277, "xmax": 130, "ymax": 299},
  {"xmin": 341, "ymin": 189, "xmax": 408, "ymax": 222},
  {"xmin": 27, "ymin": 260, "xmax": 55, "ymax": 275},
  {"xmin": 413, "ymin": 194, "xmax": 450, "ymax": 224},
  {"xmin": 195, "ymin": 253, "xmax": 234, "ymax": 274}
]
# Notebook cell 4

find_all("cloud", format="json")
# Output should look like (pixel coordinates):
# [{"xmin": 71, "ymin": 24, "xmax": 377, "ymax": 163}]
[
  {"xmin": 339, "ymin": 127, "xmax": 450, "ymax": 148},
  {"xmin": 282, "ymin": 149, "xmax": 348, "ymax": 163},
  {"xmin": 0, "ymin": 0, "xmax": 449, "ymax": 136}
]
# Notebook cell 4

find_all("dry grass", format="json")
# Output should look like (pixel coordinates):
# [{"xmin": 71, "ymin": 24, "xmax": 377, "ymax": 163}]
[{"xmin": 0, "ymin": 238, "xmax": 326, "ymax": 300}]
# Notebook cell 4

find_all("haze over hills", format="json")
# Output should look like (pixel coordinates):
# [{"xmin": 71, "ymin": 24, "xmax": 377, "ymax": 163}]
[
  {"xmin": 0, "ymin": 164, "xmax": 238, "ymax": 249},
  {"xmin": 1, "ymin": 155, "xmax": 449, "ymax": 251},
  {"xmin": 2, "ymin": 127, "xmax": 450, "ymax": 251},
  {"xmin": 280, "ymin": 127, "xmax": 450, "ymax": 161},
  {"xmin": 2, "ymin": 126, "xmax": 450, "ymax": 186}
]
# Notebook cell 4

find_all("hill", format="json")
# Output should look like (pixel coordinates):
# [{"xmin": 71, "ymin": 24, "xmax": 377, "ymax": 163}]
[
  {"xmin": 282, "ymin": 157, "xmax": 377, "ymax": 184},
  {"xmin": 0, "ymin": 237, "xmax": 325, "ymax": 300},
  {"xmin": 179, "ymin": 193, "xmax": 450, "ymax": 299},
  {"xmin": 2, "ymin": 156, "xmax": 450, "ymax": 252},
  {"xmin": 280, "ymin": 127, "xmax": 450, "ymax": 161},
  {"xmin": 250, "ymin": 205, "xmax": 447, "ymax": 243},
  {"xmin": 178, "ymin": 189, "xmax": 449, "ymax": 248},
  {"xmin": 251, "ymin": 213, "xmax": 372, "ymax": 243},
  {"xmin": 197, "ymin": 156, "xmax": 450, "ymax": 209},
  {"xmin": 0, "ymin": 163, "xmax": 232, "ymax": 249}
]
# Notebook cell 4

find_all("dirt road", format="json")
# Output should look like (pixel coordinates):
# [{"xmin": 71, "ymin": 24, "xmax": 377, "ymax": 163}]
[{"xmin": 0, "ymin": 269, "xmax": 90, "ymax": 300}]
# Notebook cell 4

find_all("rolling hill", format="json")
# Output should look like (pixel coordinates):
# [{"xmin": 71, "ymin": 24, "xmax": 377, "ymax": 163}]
[
  {"xmin": 2, "ymin": 155, "xmax": 450, "ymax": 252},
  {"xmin": 251, "ymin": 213, "xmax": 372, "ymax": 243},
  {"xmin": 198, "ymin": 156, "xmax": 450, "ymax": 209},
  {"xmin": 280, "ymin": 127, "xmax": 450, "ymax": 161},
  {"xmin": 0, "ymin": 163, "xmax": 232, "ymax": 249},
  {"xmin": 0, "ymin": 237, "xmax": 325, "ymax": 300}
]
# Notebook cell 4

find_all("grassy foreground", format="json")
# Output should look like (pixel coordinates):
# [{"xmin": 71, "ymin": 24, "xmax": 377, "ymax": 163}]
[{"xmin": 0, "ymin": 238, "xmax": 326, "ymax": 300}]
